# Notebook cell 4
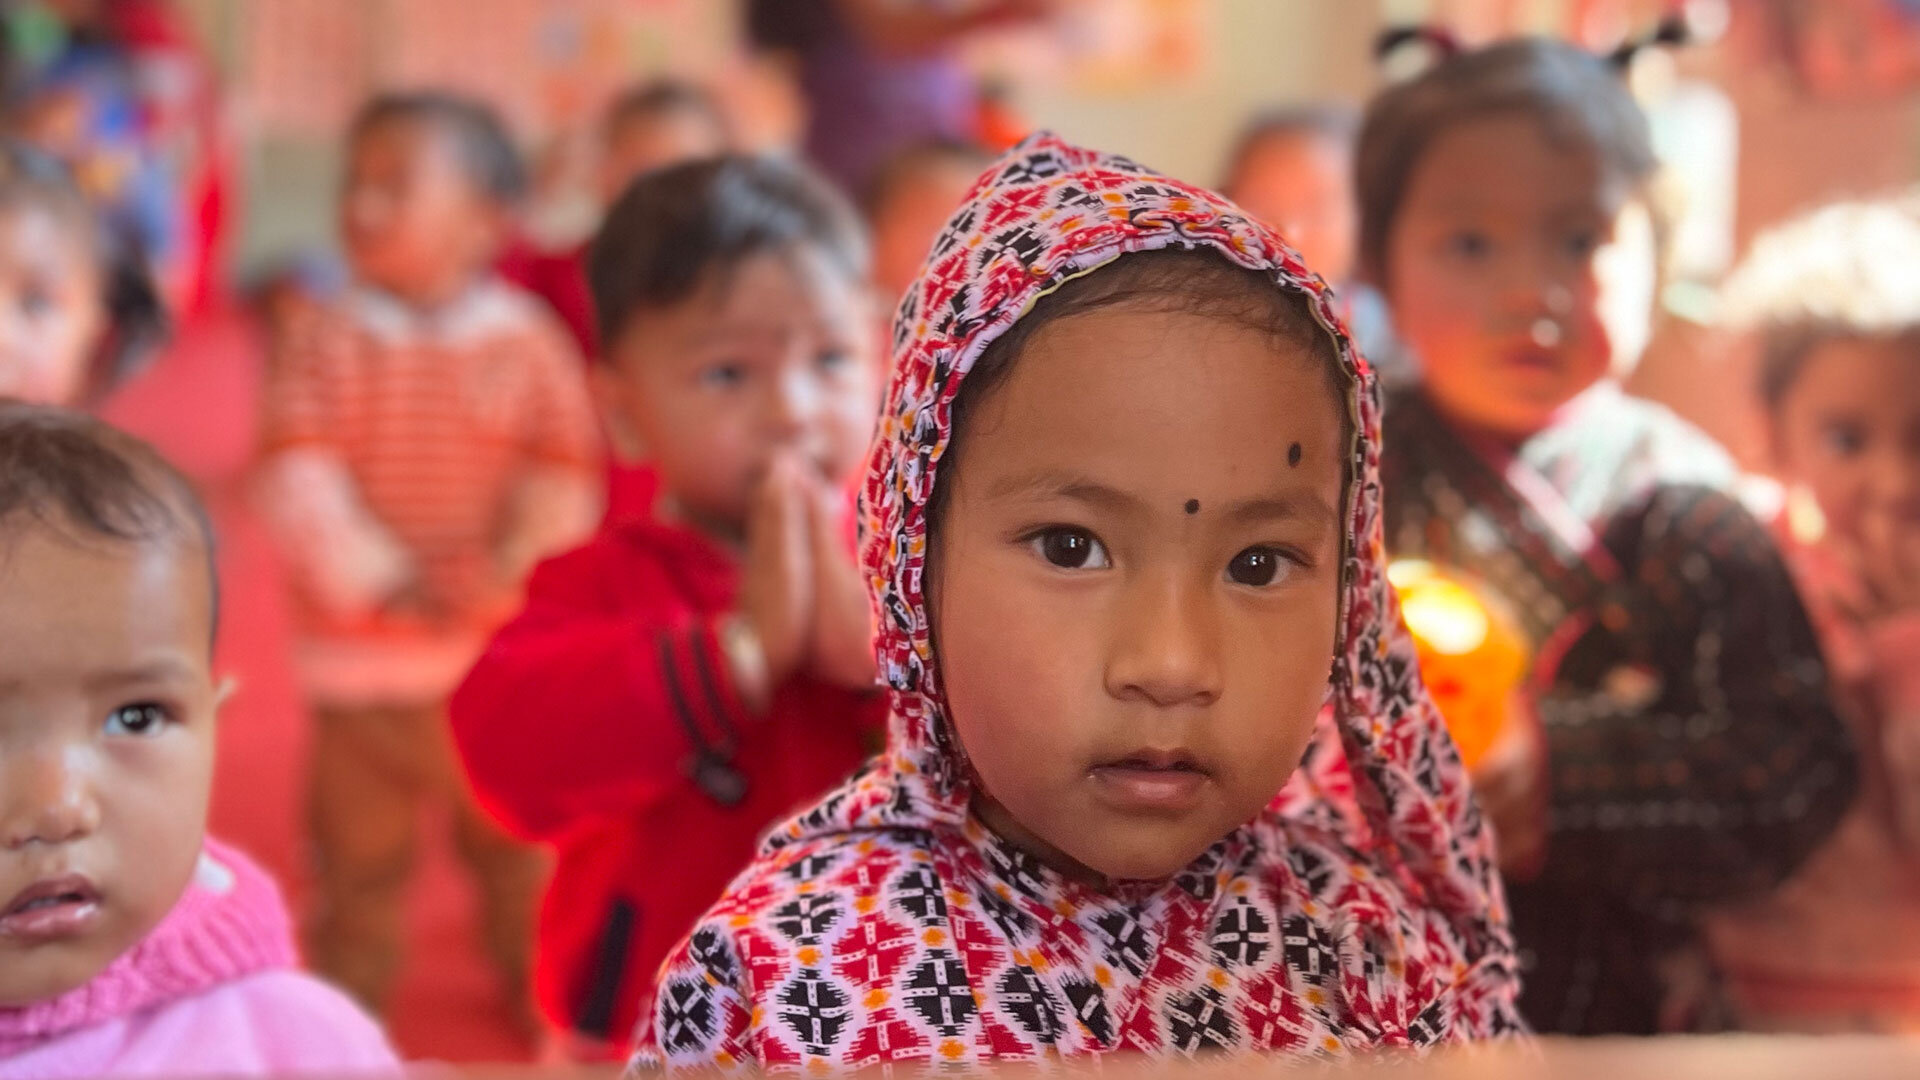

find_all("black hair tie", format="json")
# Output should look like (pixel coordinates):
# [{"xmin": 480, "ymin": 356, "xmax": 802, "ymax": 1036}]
[{"xmin": 1610, "ymin": 12, "xmax": 1692, "ymax": 70}]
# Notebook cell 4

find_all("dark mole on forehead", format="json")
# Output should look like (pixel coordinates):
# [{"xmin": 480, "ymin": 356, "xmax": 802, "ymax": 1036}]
[
  {"xmin": 1184, "ymin": 499, "xmax": 1200, "ymax": 515},
  {"xmin": 1288, "ymin": 442, "xmax": 1303, "ymax": 467}
]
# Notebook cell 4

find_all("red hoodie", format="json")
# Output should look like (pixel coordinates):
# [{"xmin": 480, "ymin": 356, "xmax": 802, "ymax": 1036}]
[{"xmin": 449, "ymin": 517, "xmax": 884, "ymax": 1048}]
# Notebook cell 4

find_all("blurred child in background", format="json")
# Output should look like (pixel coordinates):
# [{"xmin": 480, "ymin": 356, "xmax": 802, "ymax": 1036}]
[
  {"xmin": 503, "ymin": 78, "xmax": 733, "ymax": 361},
  {"xmin": 0, "ymin": 403, "xmax": 398, "ymax": 1078},
  {"xmin": 501, "ymin": 78, "xmax": 733, "ymax": 528},
  {"xmin": 1705, "ymin": 197, "xmax": 1920, "ymax": 1032},
  {"xmin": 1358, "ymin": 33, "xmax": 1856, "ymax": 1034},
  {"xmin": 0, "ymin": 138, "xmax": 163, "ymax": 407},
  {"xmin": 450, "ymin": 155, "xmax": 885, "ymax": 1060},
  {"xmin": 1219, "ymin": 104, "xmax": 1405, "ymax": 380},
  {"xmin": 257, "ymin": 91, "xmax": 601, "ymax": 1037},
  {"xmin": 1219, "ymin": 105, "xmax": 1358, "ymax": 286},
  {"xmin": 862, "ymin": 138, "xmax": 990, "ymax": 312}
]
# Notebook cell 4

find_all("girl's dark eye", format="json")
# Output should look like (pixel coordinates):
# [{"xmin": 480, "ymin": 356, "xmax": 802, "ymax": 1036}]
[
  {"xmin": 1447, "ymin": 231, "xmax": 1490, "ymax": 258},
  {"xmin": 19, "ymin": 283, "xmax": 55, "ymax": 318},
  {"xmin": 818, "ymin": 348, "xmax": 851, "ymax": 372},
  {"xmin": 700, "ymin": 364, "xmax": 747, "ymax": 389},
  {"xmin": 1563, "ymin": 230, "xmax": 1599, "ymax": 258},
  {"xmin": 104, "ymin": 702, "xmax": 171, "ymax": 737},
  {"xmin": 1822, "ymin": 421, "xmax": 1867, "ymax": 457},
  {"xmin": 1227, "ymin": 547, "xmax": 1291, "ymax": 587},
  {"xmin": 1030, "ymin": 527, "xmax": 1110, "ymax": 570}
]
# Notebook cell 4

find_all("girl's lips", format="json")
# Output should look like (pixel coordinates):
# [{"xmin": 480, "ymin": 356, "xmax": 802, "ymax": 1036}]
[
  {"xmin": 1089, "ymin": 750, "xmax": 1211, "ymax": 813},
  {"xmin": 1501, "ymin": 347, "xmax": 1563, "ymax": 372},
  {"xmin": 0, "ymin": 875, "xmax": 103, "ymax": 944}
]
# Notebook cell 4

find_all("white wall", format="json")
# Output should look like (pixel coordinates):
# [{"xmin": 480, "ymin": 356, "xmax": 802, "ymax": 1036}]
[{"xmin": 1006, "ymin": 0, "xmax": 1381, "ymax": 189}]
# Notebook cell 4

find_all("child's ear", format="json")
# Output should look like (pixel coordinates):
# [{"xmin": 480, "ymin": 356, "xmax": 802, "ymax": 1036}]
[{"xmin": 589, "ymin": 363, "xmax": 648, "ymax": 463}]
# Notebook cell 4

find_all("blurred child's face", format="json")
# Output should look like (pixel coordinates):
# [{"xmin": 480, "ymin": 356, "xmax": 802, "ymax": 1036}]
[
  {"xmin": 1772, "ymin": 334, "xmax": 1920, "ymax": 545},
  {"xmin": 1384, "ymin": 114, "xmax": 1654, "ymax": 440},
  {"xmin": 343, "ymin": 119, "xmax": 504, "ymax": 305},
  {"xmin": 933, "ymin": 307, "xmax": 1346, "ymax": 883},
  {"xmin": 600, "ymin": 110, "xmax": 729, "ymax": 206},
  {"xmin": 0, "ymin": 204, "xmax": 105, "ymax": 407},
  {"xmin": 0, "ymin": 523, "xmax": 217, "ymax": 1006},
  {"xmin": 870, "ymin": 162, "xmax": 977, "ymax": 310},
  {"xmin": 598, "ymin": 249, "xmax": 877, "ymax": 531},
  {"xmin": 1229, "ymin": 131, "xmax": 1357, "ymax": 285}
]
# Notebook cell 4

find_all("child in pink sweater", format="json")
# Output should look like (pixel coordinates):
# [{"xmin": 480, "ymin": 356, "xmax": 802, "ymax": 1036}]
[{"xmin": 0, "ymin": 402, "xmax": 398, "ymax": 1077}]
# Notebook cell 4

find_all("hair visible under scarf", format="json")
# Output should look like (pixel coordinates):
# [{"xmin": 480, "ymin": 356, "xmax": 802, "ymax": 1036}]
[
  {"xmin": 0, "ymin": 139, "xmax": 166, "ymax": 401},
  {"xmin": 926, "ymin": 248, "xmax": 1344, "ymax": 565}
]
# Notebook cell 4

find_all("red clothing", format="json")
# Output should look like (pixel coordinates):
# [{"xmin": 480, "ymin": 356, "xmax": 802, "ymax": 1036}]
[
  {"xmin": 496, "ymin": 238, "xmax": 661, "ymax": 526},
  {"xmin": 449, "ymin": 517, "xmax": 884, "ymax": 1048},
  {"xmin": 499, "ymin": 239, "xmax": 596, "ymax": 359}
]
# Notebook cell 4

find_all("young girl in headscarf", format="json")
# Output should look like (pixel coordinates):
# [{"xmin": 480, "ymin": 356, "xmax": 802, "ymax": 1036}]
[
  {"xmin": 1357, "ymin": 33, "xmax": 1857, "ymax": 1034},
  {"xmin": 626, "ymin": 133, "xmax": 1522, "ymax": 1071}
]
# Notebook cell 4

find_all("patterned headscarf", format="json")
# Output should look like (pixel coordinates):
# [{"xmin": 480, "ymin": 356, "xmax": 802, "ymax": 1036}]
[{"xmin": 629, "ymin": 134, "xmax": 1520, "ymax": 1072}]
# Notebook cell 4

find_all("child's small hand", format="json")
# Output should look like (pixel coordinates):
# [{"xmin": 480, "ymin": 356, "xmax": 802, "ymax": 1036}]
[
  {"xmin": 805, "ymin": 476, "xmax": 877, "ymax": 691},
  {"xmin": 1469, "ymin": 694, "xmax": 1549, "ymax": 880},
  {"xmin": 738, "ymin": 454, "xmax": 815, "ymax": 708}
]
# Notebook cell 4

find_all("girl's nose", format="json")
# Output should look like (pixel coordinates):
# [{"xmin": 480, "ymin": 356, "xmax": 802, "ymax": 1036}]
[
  {"xmin": 1104, "ymin": 574, "xmax": 1224, "ymax": 709},
  {"xmin": 1, "ymin": 747, "xmax": 102, "ymax": 849}
]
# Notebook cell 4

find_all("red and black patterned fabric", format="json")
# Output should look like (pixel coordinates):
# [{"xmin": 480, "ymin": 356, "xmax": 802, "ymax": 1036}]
[
  {"xmin": 626, "ymin": 133, "xmax": 1523, "ymax": 1072},
  {"xmin": 1379, "ymin": 383, "xmax": 1858, "ymax": 1034}
]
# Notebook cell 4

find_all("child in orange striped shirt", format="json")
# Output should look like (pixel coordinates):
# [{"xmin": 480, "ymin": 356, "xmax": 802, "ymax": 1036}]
[{"xmin": 256, "ymin": 91, "xmax": 601, "ymax": 1039}]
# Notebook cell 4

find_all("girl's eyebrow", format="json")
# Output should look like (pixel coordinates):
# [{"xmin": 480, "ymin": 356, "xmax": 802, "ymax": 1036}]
[
  {"xmin": 1225, "ymin": 494, "xmax": 1339, "ymax": 529},
  {"xmin": 987, "ymin": 471, "xmax": 1145, "ymax": 516}
]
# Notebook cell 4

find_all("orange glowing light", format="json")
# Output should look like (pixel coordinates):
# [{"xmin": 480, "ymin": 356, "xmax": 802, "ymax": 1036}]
[{"xmin": 1387, "ymin": 560, "xmax": 1530, "ymax": 770}]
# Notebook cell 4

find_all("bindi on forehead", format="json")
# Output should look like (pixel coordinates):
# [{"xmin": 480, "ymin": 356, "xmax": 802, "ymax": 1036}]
[
  {"xmin": 1288, "ymin": 442, "xmax": 1303, "ymax": 467},
  {"xmin": 1184, "ymin": 499, "xmax": 1200, "ymax": 515}
]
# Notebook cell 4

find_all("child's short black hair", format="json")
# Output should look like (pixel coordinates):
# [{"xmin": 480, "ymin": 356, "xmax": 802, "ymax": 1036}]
[
  {"xmin": 588, "ymin": 153, "xmax": 867, "ymax": 352},
  {"xmin": 0, "ymin": 400, "xmax": 219, "ymax": 634},
  {"xmin": 1355, "ymin": 37, "xmax": 1656, "ymax": 285},
  {"xmin": 604, "ymin": 78, "xmax": 730, "ymax": 145},
  {"xmin": 350, "ymin": 91, "xmax": 527, "ymax": 205},
  {"xmin": 0, "ymin": 139, "xmax": 166, "ymax": 401}
]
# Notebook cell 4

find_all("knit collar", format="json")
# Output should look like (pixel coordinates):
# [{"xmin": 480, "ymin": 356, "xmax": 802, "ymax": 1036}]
[{"xmin": 0, "ymin": 839, "xmax": 294, "ymax": 1054}]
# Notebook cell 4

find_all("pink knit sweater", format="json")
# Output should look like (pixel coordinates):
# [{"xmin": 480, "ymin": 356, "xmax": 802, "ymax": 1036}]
[{"xmin": 1, "ymin": 839, "xmax": 398, "ymax": 1077}]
